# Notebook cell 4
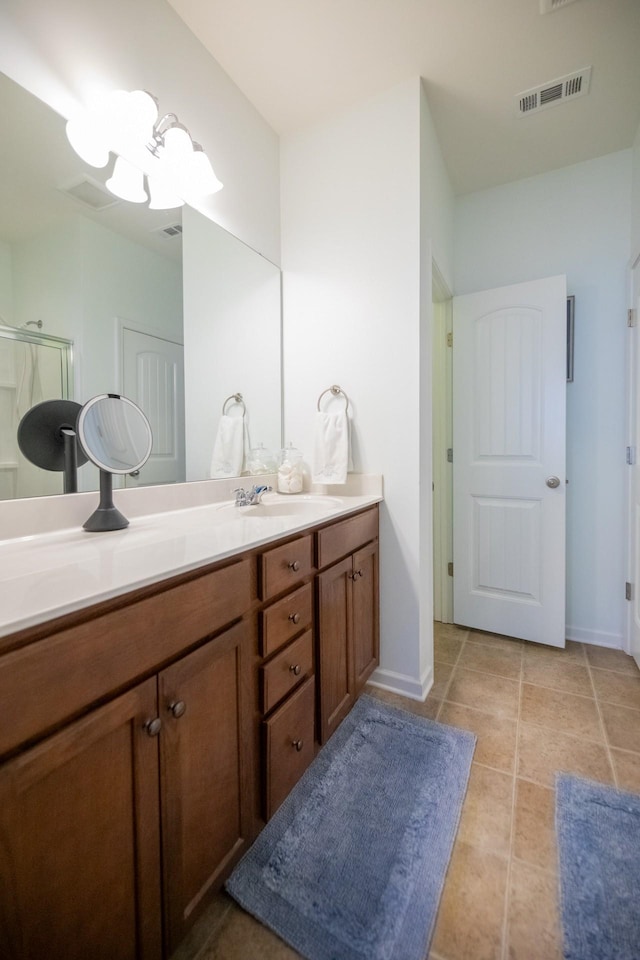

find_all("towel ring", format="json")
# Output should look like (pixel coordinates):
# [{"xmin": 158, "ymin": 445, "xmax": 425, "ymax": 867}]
[
  {"xmin": 222, "ymin": 392, "xmax": 246, "ymax": 416},
  {"xmin": 317, "ymin": 384, "xmax": 349, "ymax": 413}
]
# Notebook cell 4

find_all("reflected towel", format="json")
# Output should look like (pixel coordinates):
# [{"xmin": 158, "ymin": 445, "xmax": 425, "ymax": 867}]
[
  {"xmin": 210, "ymin": 415, "xmax": 248, "ymax": 478},
  {"xmin": 312, "ymin": 411, "xmax": 349, "ymax": 484}
]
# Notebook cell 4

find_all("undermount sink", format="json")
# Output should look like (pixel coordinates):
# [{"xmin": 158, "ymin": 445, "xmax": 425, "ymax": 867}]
[{"xmin": 217, "ymin": 494, "xmax": 343, "ymax": 519}]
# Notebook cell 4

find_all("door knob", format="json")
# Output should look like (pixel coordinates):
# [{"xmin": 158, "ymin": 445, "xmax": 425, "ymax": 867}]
[
  {"xmin": 545, "ymin": 476, "xmax": 561, "ymax": 488},
  {"xmin": 168, "ymin": 700, "xmax": 186, "ymax": 719}
]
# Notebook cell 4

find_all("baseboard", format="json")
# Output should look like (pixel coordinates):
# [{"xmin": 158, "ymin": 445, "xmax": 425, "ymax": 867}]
[
  {"xmin": 565, "ymin": 625, "xmax": 624, "ymax": 650},
  {"xmin": 368, "ymin": 664, "xmax": 433, "ymax": 702}
]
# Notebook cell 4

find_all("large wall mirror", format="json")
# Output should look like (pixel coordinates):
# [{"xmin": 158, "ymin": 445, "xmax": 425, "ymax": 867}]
[{"xmin": 0, "ymin": 71, "xmax": 282, "ymax": 501}]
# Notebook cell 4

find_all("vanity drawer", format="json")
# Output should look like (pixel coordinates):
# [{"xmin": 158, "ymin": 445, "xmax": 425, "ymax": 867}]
[
  {"xmin": 316, "ymin": 507, "xmax": 378, "ymax": 570},
  {"xmin": 260, "ymin": 535, "xmax": 313, "ymax": 601},
  {"xmin": 260, "ymin": 582, "xmax": 313, "ymax": 657},
  {"xmin": 0, "ymin": 557, "xmax": 251, "ymax": 757},
  {"xmin": 261, "ymin": 630, "xmax": 313, "ymax": 714},
  {"xmin": 263, "ymin": 676, "xmax": 315, "ymax": 820}
]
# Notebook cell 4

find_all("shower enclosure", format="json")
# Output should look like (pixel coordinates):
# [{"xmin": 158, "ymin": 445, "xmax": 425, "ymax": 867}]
[{"xmin": 0, "ymin": 324, "xmax": 73, "ymax": 500}]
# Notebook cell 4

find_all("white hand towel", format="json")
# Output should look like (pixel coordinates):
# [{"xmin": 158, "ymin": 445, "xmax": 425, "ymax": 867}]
[
  {"xmin": 312, "ymin": 411, "xmax": 349, "ymax": 484},
  {"xmin": 210, "ymin": 415, "xmax": 246, "ymax": 478}
]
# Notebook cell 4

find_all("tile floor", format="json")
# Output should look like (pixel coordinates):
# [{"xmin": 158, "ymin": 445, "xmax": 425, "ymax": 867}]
[{"xmin": 175, "ymin": 624, "xmax": 640, "ymax": 960}]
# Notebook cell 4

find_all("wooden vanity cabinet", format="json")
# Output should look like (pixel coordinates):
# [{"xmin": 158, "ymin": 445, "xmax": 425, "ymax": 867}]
[
  {"xmin": 0, "ymin": 678, "xmax": 163, "ymax": 960},
  {"xmin": 0, "ymin": 558, "xmax": 255, "ymax": 960},
  {"xmin": 316, "ymin": 509, "xmax": 379, "ymax": 744}
]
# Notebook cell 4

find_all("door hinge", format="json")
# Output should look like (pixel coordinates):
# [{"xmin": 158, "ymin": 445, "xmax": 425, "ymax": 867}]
[
  {"xmin": 446, "ymin": 331, "xmax": 453, "ymax": 347},
  {"xmin": 626, "ymin": 581, "xmax": 633, "ymax": 601},
  {"xmin": 628, "ymin": 309, "xmax": 637, "ymax": 328},
  {"xmin": 446, "ymin": 448, "xmax": 453, "ymax": 463},
  {"xmin": 627, "ymin": 446, "xmax": 636, "ymax": 465},
  {"xmin": 447, "ymin": 562, "xmax": 454, "ymax": 577}
]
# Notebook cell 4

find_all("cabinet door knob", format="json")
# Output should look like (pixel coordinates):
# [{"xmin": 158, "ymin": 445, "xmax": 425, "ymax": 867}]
[
  {"xmin": 289, "ymin": 663, "xmax": 302, "ymax": 676},
  {"xmin": 288, "ymin": 612, "xmax": 301, "ymax": 624},
  {"xmin": 355, "ymin": 569, "xmax": 363, "ymax": 579},
  {"xmin": 292, "ymin": 738, "xmax": 304, "ymax": 752},
  {"xmin": 169, "ymin": 700, "xmax": 186, "ymax": 719},
  {"xmin": 144, "ymin": 717, "xmax": 162, "ymax": 737},
  {"xmin": 288, "ymin": 560, "xmax": 301, "ymax": 572}
]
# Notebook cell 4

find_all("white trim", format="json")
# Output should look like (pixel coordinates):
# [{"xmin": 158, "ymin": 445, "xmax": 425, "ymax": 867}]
[
  {"xmin": 565, "ymin": 624, "xmax": 624, "ymax": 650},
  {"xmin": 368, "ymin": 664, "xmax": 433, "ymax": 701}
]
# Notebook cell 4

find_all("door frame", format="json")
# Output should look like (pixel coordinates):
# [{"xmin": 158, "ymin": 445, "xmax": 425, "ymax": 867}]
[
  {"xmin": 626, "ymin": 251, "xmax": 640, "ymax": 661},
  {"xmin": 432, "ymin": 261, "xmax": 454, "ymax": 623}
]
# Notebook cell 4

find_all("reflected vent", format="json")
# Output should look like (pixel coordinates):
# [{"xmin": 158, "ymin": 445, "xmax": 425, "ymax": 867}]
[
  {"xmin": 517, "ymin": 67, "xmax": 591, "ymax": 116},
  {"xmin": 155, "ymin": 223, "xmax": 183, "ymax": 239},
  {"xmin": 59, "ymin": 175, "xmax": 119, "ymax": 210}
]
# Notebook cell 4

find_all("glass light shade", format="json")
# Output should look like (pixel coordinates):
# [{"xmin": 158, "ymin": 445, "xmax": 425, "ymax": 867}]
[
  {"xmin": 187, "ymin": 149, "xmax": 223, "ymax": 198},
  {"xmin": 65, "ymin": 113, "xmax": 110, "ymax": 168},
  {"xmin": 147, "ymin": 173, "xmax": 184, "ymax": 210},
  {"xmin": 162, "ymin": 125, "xmax": 194, "ymax": 160},
  {"xmin": 106, "ymin": 156, "xmax": 147, "ymax": 203}
]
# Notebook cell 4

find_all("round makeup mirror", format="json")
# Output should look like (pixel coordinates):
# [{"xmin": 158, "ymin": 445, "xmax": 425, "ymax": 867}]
[{"xmin": 78, "ymin": 394, "xmax": 153, "ymax": 531}]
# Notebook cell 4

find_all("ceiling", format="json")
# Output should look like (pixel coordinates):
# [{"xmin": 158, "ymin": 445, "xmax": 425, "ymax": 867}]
[{"xmin": 166, "ymin": 0, "xmax": 640, "ymax": 195}]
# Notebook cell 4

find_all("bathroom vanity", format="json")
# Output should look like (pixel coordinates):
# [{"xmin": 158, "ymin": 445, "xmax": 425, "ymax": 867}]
[{"xmin": 0, "ymin": 491, "xmax": 379, "ymax": 960}]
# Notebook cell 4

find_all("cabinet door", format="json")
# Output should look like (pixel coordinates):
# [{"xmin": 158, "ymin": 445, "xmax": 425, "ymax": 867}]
[
  {"xmin": 158, "ymin": 621, "xmax": 252, "ymax": 954},
  {"xmin": 352, "ymin": 540, "xmax": 380, "ymax": 693},
  {"xmin": 317, "ymin": 555, "xmax": 354, "ymax": 744},
  {"xmin": 0, "ymin": 679, "xmax": 162, "ymax": 960}
]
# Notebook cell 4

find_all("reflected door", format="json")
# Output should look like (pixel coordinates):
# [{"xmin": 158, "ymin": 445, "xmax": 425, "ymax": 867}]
[
  {"xmin": 453, "ymin": 276, "xmax": 567, "ymax": 646},
  {"xmin": 122, "ymin": 328, "xmax": 185, "ymax": 487}
]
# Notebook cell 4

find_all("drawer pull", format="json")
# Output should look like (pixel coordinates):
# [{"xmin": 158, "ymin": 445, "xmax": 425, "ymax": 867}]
[
  {"xmin": 292, "ymin": 738, "xmax": 304, "ymax": 752},
  {"xmin": 289, "ymin": 663, "xmax": 302, "ymax": 676},
  {"xmin": 144, "ymin": 717, "xmax": 162, "ymax": 737},
  {"xmin": 288, "ymin": 612, "xmax": 301, "ymax": 624},
  {"xmin": 169, "ymin": 700, "xmax": 186, "ymax": 719},
  {"xmin": 288, "ymin": 560, "xmax": 301, "ymax": 572}
]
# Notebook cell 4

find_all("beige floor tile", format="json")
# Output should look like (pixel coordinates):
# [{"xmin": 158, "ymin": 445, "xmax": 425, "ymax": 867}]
[
  {"xmin": 599, "ymin": 700, "xmax": 640, "ymax": 753},
  {"xmin": 522, "ymin": 658, "xmax": 593, "ymax": 697},
  {"xmin": 434, "ymin": 622, "xmax": 469, "ymax": 642},
  {"xmin": 611, "ymin": 748, "xmax": 640, "ymax": 793},
  {"xmin": 457, "ymin": 642, "xmax": 522, "ymax": 680},
  {"xmin": 507, "ymin": 860, "xmax": 563, "ymax": 960},
  {"xmin": 446, "ymin": 668, "xmax": 520, "ymax": 720},
  {"xmin": 439, "ymin": 702, "xmax": 517, "ymax": 774},
  {"xmin": 585, "ymin": 645, "xmax": 640, "ymax": 676},
  {"xmin": 513, "ymin": 779, "xmax": 557, "ymax": 872},
  {"xmin": 432, "ymin": 840, "xmax": 508, "ymax": 960},
  {"xmin": 457, "ymin": 763, "xmax": 514, "ymax": 857},
  {"xmin": 199, "ymin": 902, "xmax": 301, "ymax": 959},
  {"xmin": 432, "ymin": 662, "xmax": 454, "ymax": 700},
  {"xmin": 591, "ymin": 667, "xmax": 640, "ymax": 710},
  {"xmin": 520, "ymin": 683, "xmax": 604, "ymax": 741},
  {"xmin": 523, "ymin": 639, "xmax": 585, "ymax": 663},
  {"xmin": 467, "ymin": 630, "xmax": 523, "ymax": 651},
  {"xmin": 517, "ymin": 722, "xmax": 614, "ymax": 788},
  {"xmin": 435, "ymin": 634, "xmax": 465, "ymax": 665},
  {"xmin": 171, "ymin": 893, "xmax": 232, "ymax": 960}
]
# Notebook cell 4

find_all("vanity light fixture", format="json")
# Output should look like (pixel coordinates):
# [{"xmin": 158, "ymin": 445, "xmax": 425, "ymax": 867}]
[{"xmin": 65, "ymin": 89, "xmax": 223, "ymax": 209}]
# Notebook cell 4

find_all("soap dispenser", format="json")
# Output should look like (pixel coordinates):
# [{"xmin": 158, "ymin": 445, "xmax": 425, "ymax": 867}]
[{"xmin": 277, "ymin": 443, "xmax": 304, "ymax": 494}]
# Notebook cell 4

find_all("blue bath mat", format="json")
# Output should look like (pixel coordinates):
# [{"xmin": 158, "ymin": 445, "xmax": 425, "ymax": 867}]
[
  {"xmin": 556, "ymin": 773, "xmax": 640, "ymax": 960},
  {"xmin": 226, "ymin": 694, "xmax": 475, "ymax": 960}
]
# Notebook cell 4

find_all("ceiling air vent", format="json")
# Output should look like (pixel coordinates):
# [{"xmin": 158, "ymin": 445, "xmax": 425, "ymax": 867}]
[
  {"xmin": 58, "ymin": 175, "xmax": 119, "ymax": 210},
  {"xmin": 155, "ymin": 222, "xmax": 183, "ymax": 239},
  {"xmin": 516, "ymin": 67, "xmax": 591, "ymax": 117},
  {"xmin": 540, "ymin": 0, "xmax": 581, "ymax": 12}
]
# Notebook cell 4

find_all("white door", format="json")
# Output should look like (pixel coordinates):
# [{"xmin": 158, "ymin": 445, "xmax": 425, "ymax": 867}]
[
  {"xmin": 628, "ymin": 259, "xmax": 640, "ymax": 668},
  {"xmin": 453, "ymin": 275, "xmax": 567, "ymax": 646},
  {"xmin": 122, "ymin": 328, "xmax": 185, "ymax": 487}
]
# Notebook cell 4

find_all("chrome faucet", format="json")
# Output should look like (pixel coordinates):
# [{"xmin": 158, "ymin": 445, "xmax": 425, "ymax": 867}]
[{"xmin": 234, "ymin": 484, "xmax": 273, "ymax": 507}]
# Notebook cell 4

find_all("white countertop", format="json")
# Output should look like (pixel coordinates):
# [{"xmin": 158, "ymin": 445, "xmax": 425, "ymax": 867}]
[{"xmin": 0, "ymin": 483, "xmax": 382, "ymax": 639}]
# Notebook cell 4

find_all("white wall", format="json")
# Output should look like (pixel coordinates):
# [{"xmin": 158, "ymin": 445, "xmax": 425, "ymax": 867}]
[
  {"xmin": 0, "ymin": 0, "xmax": 280, "ymax": 264},
  {"xmin": 281, "ymin": 78, "xmax": 453, "ymax": 697},
  {"xmin": 0, "ymin": 243, "xmax": 13, "ymax": 324},
  {"xmin": 632, "ymin": 124, "xmax": 640, "ymax": 261},
  {"xmin": 455, "ymin": 150, "xmax": 632, "ymax": 648}
]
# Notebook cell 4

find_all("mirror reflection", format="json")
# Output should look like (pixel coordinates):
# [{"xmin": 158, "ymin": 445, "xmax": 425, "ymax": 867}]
[
  {"xmin": 78, "ymin": 394, "xmax": 153, "ymax": 474},
  {"xmin": 0, "ymin": 71, "xmax": 282, "ymax": 501}
]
